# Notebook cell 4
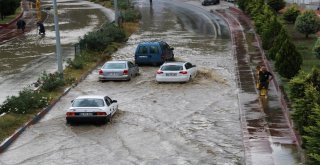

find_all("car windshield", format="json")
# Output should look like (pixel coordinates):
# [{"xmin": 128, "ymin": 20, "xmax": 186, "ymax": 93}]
[
  {"xmin": 161, "ymin": 65, "xmax": 183, "ymax": 71},
  {"xmin": 103, "ymin": 63, "xmax": 126, "ymax": 69},
  {"xmin": 73, "ymin": 98, "xmax": 105, "ymax": 107}
]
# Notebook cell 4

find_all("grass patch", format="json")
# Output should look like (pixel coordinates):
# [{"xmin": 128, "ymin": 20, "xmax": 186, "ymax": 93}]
[
  {"xmin": 0, "ymin": 7, "xmax": 22, "ymax": 24},
  {"xmin": 285, "ymin": 24, "xmax": 320, "ymax": 72},
  {"xmin": 0, "ymin": 114, "xmax": 34, "ymax": 142},
  {"xmin": 123, "ymin": 22, "xmax": 139, "ymax": 37}
]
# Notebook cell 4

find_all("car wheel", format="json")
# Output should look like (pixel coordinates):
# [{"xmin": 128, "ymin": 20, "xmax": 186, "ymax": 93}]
[
  {"xmin": 127, "ymin": 75, "xmax": 132, "ymax": 81},
  {"xmin": 106, "ymin": 114, "xmax": 112, "ymax": 123}
]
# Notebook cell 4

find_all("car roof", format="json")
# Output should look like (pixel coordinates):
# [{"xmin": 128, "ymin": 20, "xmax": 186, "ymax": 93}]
[
  {"xmin": 75, "ymin": 95, "xmax": 106, "ymax": 99},
  {"xmin": 105, "ymin": 60, "xmax": 128, "ymax": 64},
  {"xmin": 162, "ymin": 61, "xmax": 187, "ymax": 65},
  {"xmin": 138, "ymin": 41, "xmax": 167, "ymax": 45}
]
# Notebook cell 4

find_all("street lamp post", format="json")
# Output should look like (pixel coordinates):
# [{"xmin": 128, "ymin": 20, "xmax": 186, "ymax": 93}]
[
  {"xmin": 52, "ymin": 0, "xmax": 63, "ymax": 76},
  {"xmin": 114, "ymin": 0, "xmax": 118, "ymax": 25}
]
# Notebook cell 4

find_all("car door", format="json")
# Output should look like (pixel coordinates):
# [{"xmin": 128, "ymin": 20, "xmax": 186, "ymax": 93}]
[
  {"xmin": 128, "ymin": 61, "xmax": 137, "ymax": 77},
  {"xmin": 185, "ymin": 63, "xmax": 195, "ymax": 78},
  {"xmin": 104, "ymin": 96, "xmax": 112, "ymax": 115},
  {"xmin": 105, "ymin": 96, "xmax": 116, "ymax": 115}
]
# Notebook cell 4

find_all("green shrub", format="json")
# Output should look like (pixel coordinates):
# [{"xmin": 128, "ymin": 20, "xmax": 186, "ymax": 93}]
[
  {"xmin": 313, "ymin": 38, "xmax": 320, "ymax": 59},
  {"xmin": 288, "ymin": 71, "xmax": 308, "ymax": 100},
  {"xmin": 79, "ymin": 23, "xmax": 126, "ymax": 51},
  {"xmin": 80, "ymin": 31, "xmax": 113, "ymax": 51},
  {"xmin": 122, "ymin": 9, "xmax": 141, "ymax": 22},
  {"xmin": 292, "ymin": 85, "xmax": 319, "ymax": 135},
  {"xmin": 0, "ymin": 89, "xmax": 48, "ymax": 114},
  {"xmin": 295, "ymin": 10, "xmax": 320, "ymax": 38},
  {"xmin": 261, "ymin": 16, "xmax": 282, "ymax": 50},
  {"xmin": 275, "ymin": 39, "xmax": 302, "ymax": 79},
  {"xmin": 283, "ymin": 5, "xmax": 300, "ymax": 23},
  {"xmin": 303, "ymin": 105, "xmax": 320, "ymax": 164},
  {"xmin": 39, "ymin": 72, "xmax": 65, "ymax": 92},
  {"xmin": 66, "ymin": 57, "xmax": 84, "ymax": 69}
]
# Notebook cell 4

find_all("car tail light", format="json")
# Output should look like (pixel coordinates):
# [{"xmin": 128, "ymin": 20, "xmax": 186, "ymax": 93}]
[
  {"xmin": 96, "ymin": 112, "xmax": 107, "ymax": 116},
  {"xmin": 157, "ymin": 70, "xmax": 163, "ymax": 74},
  {"xmin": 66, "ymin": 112, "xmax": 76, "ymax": 116},
  {"xmin": 123, "ymin": 70, "xmax": 128, "ymax": 75},
  {"xmin": 179, "ymin": 71, "xmax": 188, "ymax": 74},
  {"xmin": 99, "ymin": 70, "xmax": 103, "ymax": 75}
]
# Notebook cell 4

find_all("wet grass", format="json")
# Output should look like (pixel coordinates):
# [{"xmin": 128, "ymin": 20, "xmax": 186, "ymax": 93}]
[
  {"xmin": 0, "ymin": 114, "xmax": 33, "ymax": 142},
  {"xmin": 285, "ymin": 24, "xmax": 320, "ymax": 72}
]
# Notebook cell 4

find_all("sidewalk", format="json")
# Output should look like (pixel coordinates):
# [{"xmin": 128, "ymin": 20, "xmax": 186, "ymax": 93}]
[
  {"xmin": 214, "ymin": 7, "xmax": 303, "ymax": 164},
  {"xmin": 0, "ymin": 0, "xmax": 38, "ymax": 43}
]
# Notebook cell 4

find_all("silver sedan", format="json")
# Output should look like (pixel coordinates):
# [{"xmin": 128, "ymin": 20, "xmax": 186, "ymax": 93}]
[{"xmin": 98, "ymin": 60, "xmax": 139, "ymax": 81}]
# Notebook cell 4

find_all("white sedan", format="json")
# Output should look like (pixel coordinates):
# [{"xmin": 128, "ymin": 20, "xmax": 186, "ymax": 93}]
[
  {"xmin": 66, "ymin": 95, "xmax": 118, "ymax": 124},
  {"xmin": 156, "ymin": 62, "xmax": 197, "ymax": 83}
]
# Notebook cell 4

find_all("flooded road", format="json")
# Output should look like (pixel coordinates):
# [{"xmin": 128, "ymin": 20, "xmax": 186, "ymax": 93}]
[
  {"xmin": 0, "ymin": 0, "xmax": 113, "ymax": 103},
  {"xmin": 0, "ymin": 0, "xmax": 302, "ymax": 164},
  {"xmin": 0, "ymin": 0, "xmax": 246, "ymax": 164}
]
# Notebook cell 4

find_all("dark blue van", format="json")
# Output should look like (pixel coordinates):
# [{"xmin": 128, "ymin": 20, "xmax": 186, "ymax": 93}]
[{"xmin": 134, "ymin": 41, "xmax": 174, "ymax": 66}]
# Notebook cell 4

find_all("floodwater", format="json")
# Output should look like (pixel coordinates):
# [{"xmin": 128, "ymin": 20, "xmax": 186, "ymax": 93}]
[
  {"xmin": 0, "ymin": 0, "xmax": 302, "ymax": 164},
  {"xmin": 0, "ymin": 0, "xmax": 246, "ymax": 164},
  {"xmin": 0, "ymin": 0, "xmax": 114, "ymax": 104}
]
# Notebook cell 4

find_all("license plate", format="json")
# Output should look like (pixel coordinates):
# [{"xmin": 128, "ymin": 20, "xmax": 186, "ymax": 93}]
[
  {"xmin": 80, "ymin": 113, "xmax": 92, "ymax": 116},
  {"xmin": 109, "ymin": 72, "xmax": 118, "ymax": 76},
  {"xmin": 166, "ymin": 73, "xmax": 177, "ymax": 76}
]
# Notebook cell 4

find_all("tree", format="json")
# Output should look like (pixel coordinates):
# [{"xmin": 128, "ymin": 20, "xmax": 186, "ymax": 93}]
[
  {"xmin": 292, "ymin": 85, "xmax": 319, "ymax": 135},
  {"xmin": 283, "ymin": 5, "xmax": 300, "ymax": 23},
  {"xmin": 275, "ymin": 38, "xmax": 302, "ymax": 79},
  {"xmin": 0, "ymin": 0, "xmax": 20, "ymax": 20},
  {"xmin": 254, "ymin": 4, "xmax": 276, "ymax": 35},
  {"xmin": 288, "ymin": 71, "xmax": 308, "ymax": 100},
  {"xmin": 303, "ymin": 105, "xmax": 320, "ymax": 164},
  {"xmin": 295, "ymin": 10, "xmax": 320, "ymax": 38},
  {"xmin": 268, "ymin": 27, "xmax": 287, "ymax": 60},
  {"xmin": 267, "ymin": 0, "xmax": 286, "ymax": 13},
  {"xmin": 261, "ymin": 16, "xmax": 282, "ymax": 50},
  {"xmin": 313, "ymin": 38, "xmax": 320, "ymax": 59}
]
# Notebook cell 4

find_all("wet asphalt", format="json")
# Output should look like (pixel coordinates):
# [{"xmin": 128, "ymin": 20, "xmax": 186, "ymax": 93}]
[{"xmin": 0, "ymin": 0, "xmax": 302, "ymax": 164}]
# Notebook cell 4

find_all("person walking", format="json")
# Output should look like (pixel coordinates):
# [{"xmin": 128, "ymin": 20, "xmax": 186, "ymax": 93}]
[
  {"xmin": 37, "ymin": 22, "xmax": 45, "ymax": 35},
  {"xmin": 16, "ymin": 19, "xmax": 26, "ymax": 33},
  {"xmin": 258, "ymin": 66, "xmax": 273, "ymax": 98}
]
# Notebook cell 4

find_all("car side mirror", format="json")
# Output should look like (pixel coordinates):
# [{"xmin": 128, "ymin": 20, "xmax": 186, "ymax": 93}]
[
  {"xmin": 192, "ymin": 65, "xmax": 196, "ymax": 67},
  {"xmin": 71, "ymin": 100, "xmax": 74, "ymax": 103},
  {"xmin": 170, "ymin": 47, "xmax": 174, "ymax": 50},
  {"xmin": 112, "ymin": 100, "xmax": 117, "ymax": 103}
]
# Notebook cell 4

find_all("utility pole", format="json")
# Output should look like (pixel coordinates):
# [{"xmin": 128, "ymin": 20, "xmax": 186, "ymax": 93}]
[
  {"xmin": 52, "ymin": 0, "xmax": 63, "ymax": 76},
  {"xmin": 114, "ymin": 0, "xmax": 118, "ymax": 25}
]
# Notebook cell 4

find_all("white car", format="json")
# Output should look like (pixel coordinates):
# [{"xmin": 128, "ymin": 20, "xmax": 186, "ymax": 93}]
[
  {"xmin": 156, "ymin": 62, "xmax": 197, "ymax": 83},
  {"xmin": 66, "ymin": 95, "xmax": 118, "ymax": 124},
  {"xmin": 99, "ymin": 60, "xmax": 139, "ymax": 81}
]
